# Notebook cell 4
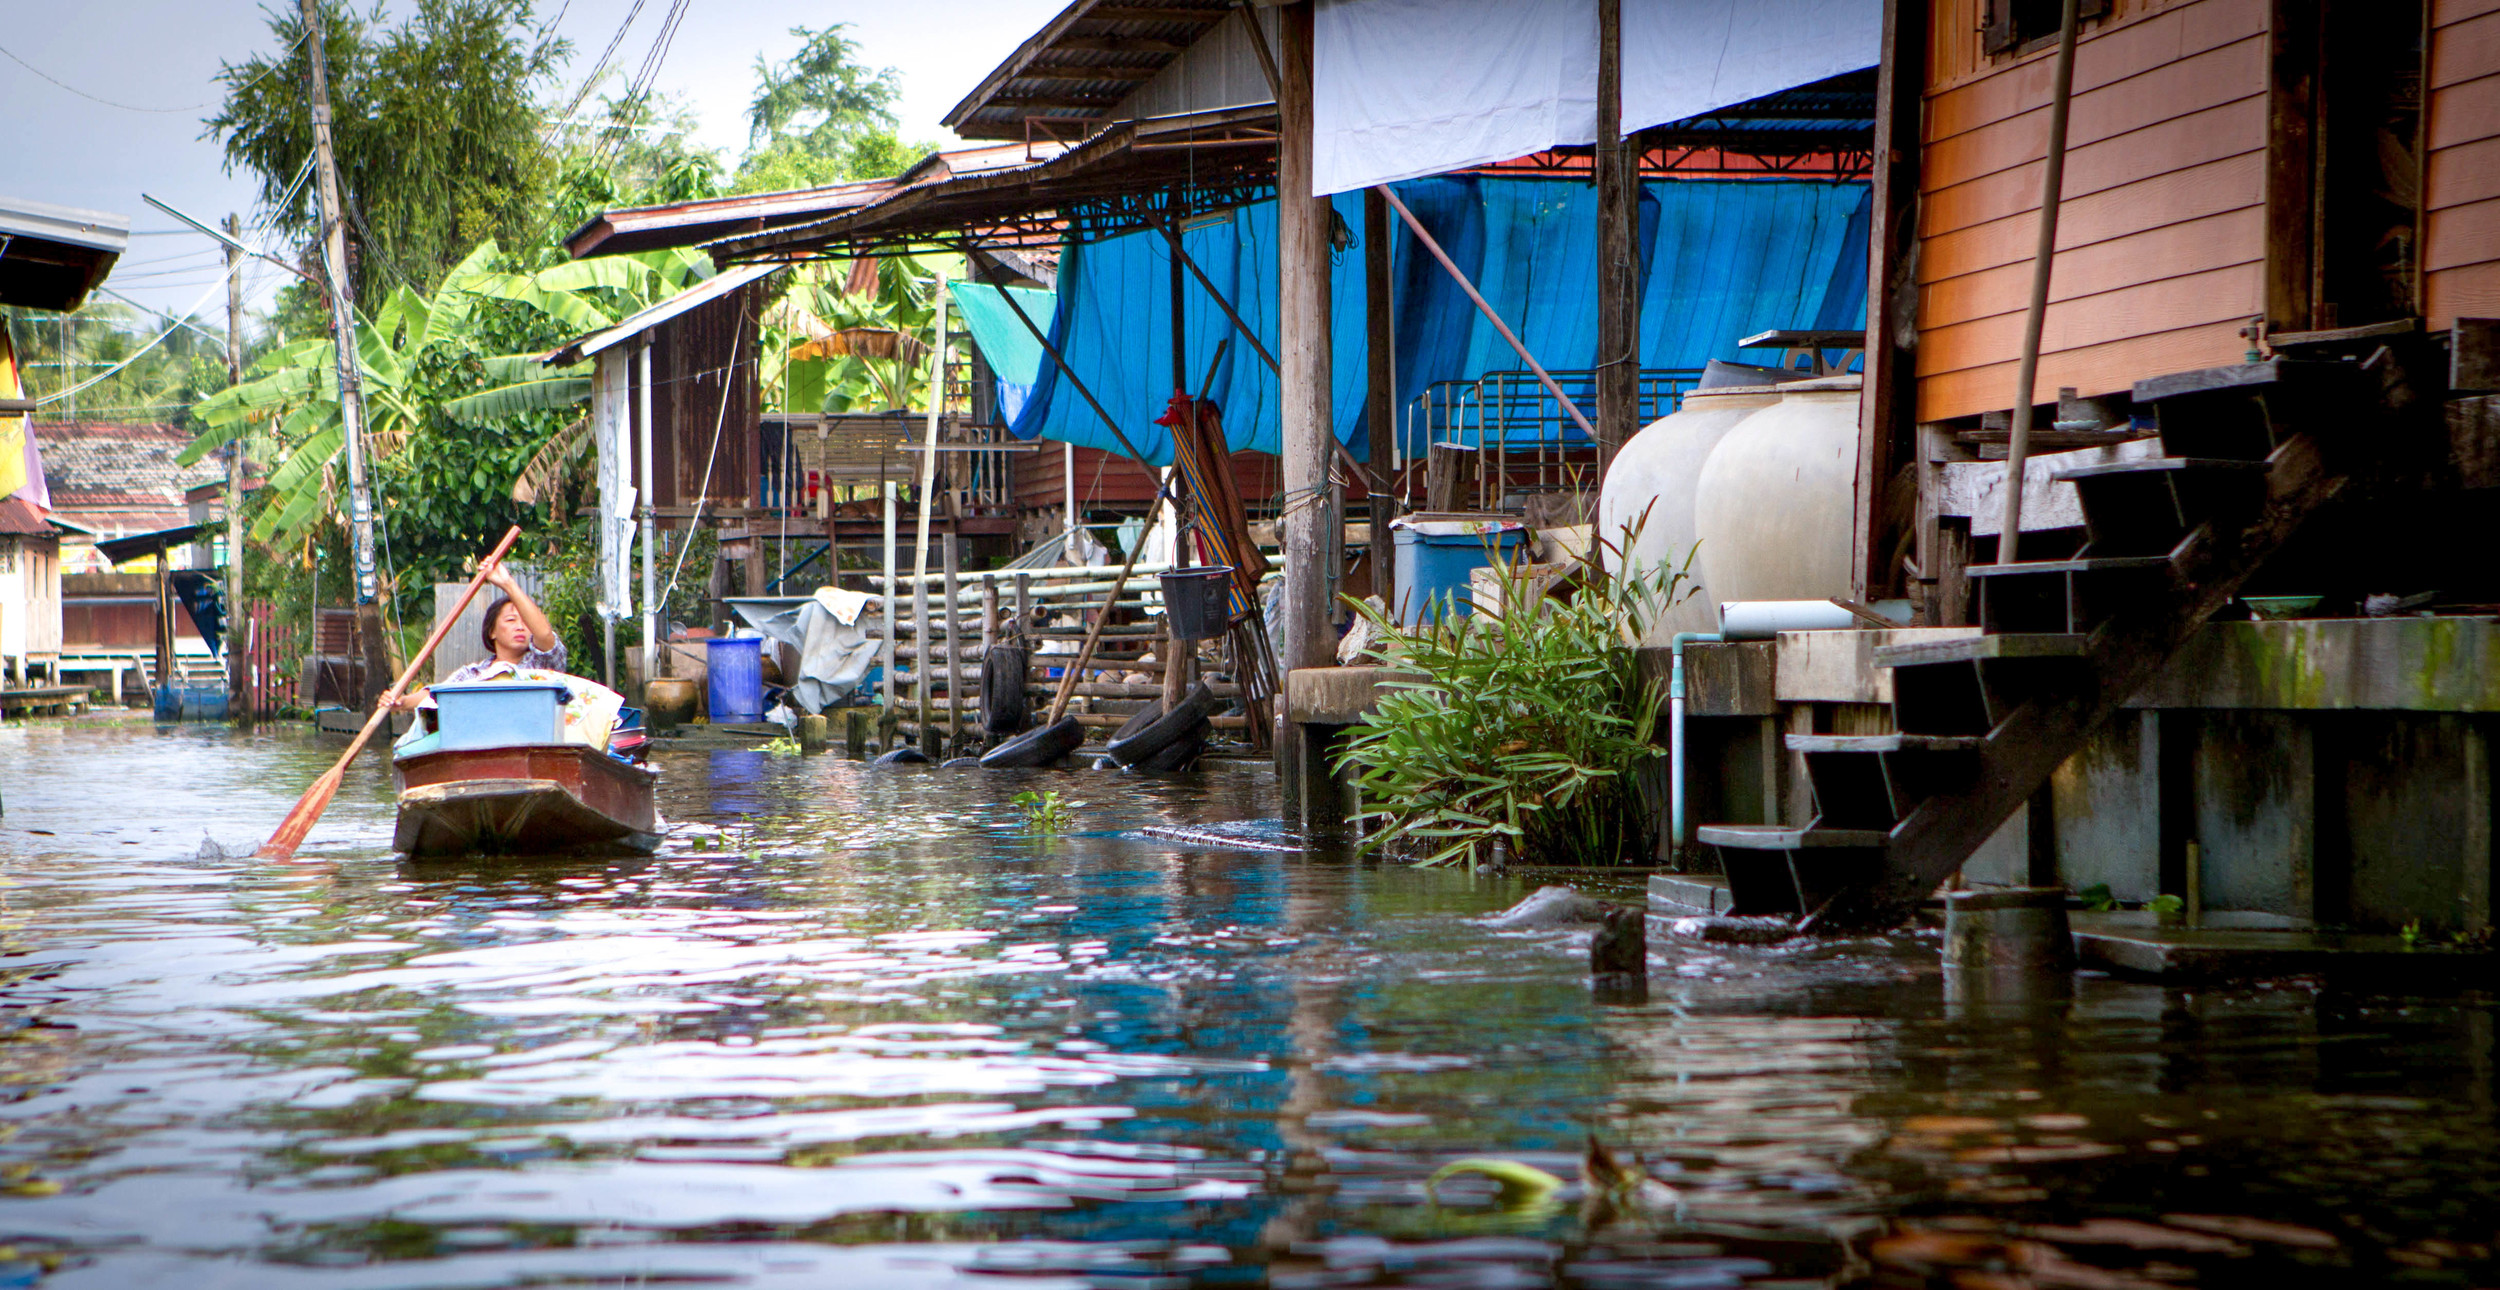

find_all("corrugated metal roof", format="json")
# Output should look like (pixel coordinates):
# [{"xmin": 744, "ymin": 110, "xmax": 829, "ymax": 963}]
[
  {"xmin": 32, "ymin": 422, "xmax": 220, "ymax": 536},
  {"xmin": 945, "ymin": 0, "xmax": 1245, "ymax": 141},
  {"xmin": 0, "ymin": 196, "xmax": 128, "ymax": 313},
  {"xmin": 546, "ymin": 263, "xmax": 782, "ymax": 365}
]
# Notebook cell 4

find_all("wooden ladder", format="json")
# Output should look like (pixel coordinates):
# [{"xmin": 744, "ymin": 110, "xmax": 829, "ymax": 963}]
[{"xmin": 1698, "ymin": 358, "xmax": 2386, "ymax": 929}]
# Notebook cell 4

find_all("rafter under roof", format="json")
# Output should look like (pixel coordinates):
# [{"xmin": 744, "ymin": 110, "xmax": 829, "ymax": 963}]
[{"xmin": 943, "ymin": 0, "xmax": 1240, "ymax": 142}]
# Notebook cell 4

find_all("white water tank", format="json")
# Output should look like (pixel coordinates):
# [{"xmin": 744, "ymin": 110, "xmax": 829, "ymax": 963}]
[
  {"xmin": 1688, "ymin": 375, "xmax": 1862, "ymax": 632},
  {"xmin": 1596, "ymin": 385, "xmax": 1780, "ymax": 644}
]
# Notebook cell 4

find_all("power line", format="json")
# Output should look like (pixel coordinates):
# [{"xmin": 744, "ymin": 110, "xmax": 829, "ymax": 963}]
[{"xmin": 0, "ymin": 31, "xmax": 309, "ymax": 114}]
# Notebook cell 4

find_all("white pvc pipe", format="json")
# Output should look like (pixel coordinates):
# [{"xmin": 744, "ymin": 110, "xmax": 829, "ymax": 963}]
[
  {"xmin": 637, "ymin": 338, "xmax": 657, "ymax": 681},
  {"xmin": 1717, "ymin": 599, "xmax": 1863, "ymax": 641}
]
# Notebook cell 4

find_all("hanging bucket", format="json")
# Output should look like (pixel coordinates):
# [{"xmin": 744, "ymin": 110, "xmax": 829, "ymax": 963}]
[{"xmin": 1158, "ymin": 567, "xmax": 1236, "ymax": 641}]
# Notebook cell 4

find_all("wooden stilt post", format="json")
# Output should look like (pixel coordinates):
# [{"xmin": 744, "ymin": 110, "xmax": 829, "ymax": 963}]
[
  {"xmin": 1278, "ymin": 0, "xmax": 1339, "ymax": 816},
  {"xmin": 943, "ymin": 532, "xmax": 963, "ymax": 753},
  {"xmin": 1278, "ymin": 0, "xmax": 1332, "ymax": 683},
  {"xmin": 1363, "ymin": 189, "xmax": 1396, "ymax": 606},
  {"xmin": 1595, "ymin": 0, "xmax": 1638, "ymax": 476},
  {"xmin": 1857, "ymin": 0, "xmax": 1928, "ymax": 604}
]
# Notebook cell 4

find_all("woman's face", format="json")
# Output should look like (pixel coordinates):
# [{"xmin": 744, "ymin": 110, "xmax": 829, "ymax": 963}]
[{"xmin": 493, "ymin": 603, "xmax": 532, "ymax": 657}]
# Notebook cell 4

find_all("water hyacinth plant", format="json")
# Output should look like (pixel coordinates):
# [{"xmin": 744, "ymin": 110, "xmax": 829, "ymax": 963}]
[{"xmin": 1335, "ymin": 529, "xmax": 1692, "ymax": 868}]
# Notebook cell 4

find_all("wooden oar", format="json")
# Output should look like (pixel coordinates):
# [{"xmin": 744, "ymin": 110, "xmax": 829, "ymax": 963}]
[{"xmin": 257, "ymin": 525, "xmax": 522, "ymax": 861}]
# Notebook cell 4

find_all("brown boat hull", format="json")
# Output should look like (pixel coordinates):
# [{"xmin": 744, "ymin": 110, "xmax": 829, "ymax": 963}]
[{"xmin": 393, "ymin": 744, "xmax": 659, "ymax": 856}]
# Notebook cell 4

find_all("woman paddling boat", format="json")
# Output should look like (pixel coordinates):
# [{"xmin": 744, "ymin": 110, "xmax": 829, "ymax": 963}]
[{"xmin": 388, "ymin": 545, "xmax": 657, "ymax": 856}]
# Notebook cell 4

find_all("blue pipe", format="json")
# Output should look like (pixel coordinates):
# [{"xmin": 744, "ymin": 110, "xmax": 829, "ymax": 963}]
[{"xmin": 1668, "ymin": 631, "xmax": 1722, "ymax": 865}]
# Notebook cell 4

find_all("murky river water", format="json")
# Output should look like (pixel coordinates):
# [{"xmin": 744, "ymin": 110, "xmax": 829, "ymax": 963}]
[{"xmin": 0, "ymin": 718, "xmax": 2492, "ymax": 1288}]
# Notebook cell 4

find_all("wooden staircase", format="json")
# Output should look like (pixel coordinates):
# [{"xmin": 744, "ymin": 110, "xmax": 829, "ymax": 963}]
[{"xmin": 1698, "ymin": 358, "xmax": 2384, "ymax": 929}]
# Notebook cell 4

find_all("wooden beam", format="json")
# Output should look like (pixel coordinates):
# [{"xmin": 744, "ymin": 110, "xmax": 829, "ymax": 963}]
[{"xmin": 1854, "ymin": 0, "xmax": 1927, "ymax": 603}]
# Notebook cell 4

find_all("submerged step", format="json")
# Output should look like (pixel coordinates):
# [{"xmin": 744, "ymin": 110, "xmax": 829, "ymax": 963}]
[{"xmin": 1872, "ymin": 633, "xmax": 2089, "ymax": 669}]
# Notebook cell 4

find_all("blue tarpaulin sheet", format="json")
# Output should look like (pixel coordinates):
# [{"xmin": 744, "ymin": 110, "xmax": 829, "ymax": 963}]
[
  {"xmin": 947, "ymin": 282, "xmax": 1057, "ymax": 424},
  {"xmin": 1000, "ymin": 176, "xmax": 1870, "ymax": 467}
]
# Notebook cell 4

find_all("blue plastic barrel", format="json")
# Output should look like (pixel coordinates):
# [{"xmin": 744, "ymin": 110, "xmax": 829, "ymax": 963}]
[
  {"xmin": 706, "ymin": 636, "xmax": 765, "ymax": 723},
  {"xmin": 1391, "ymin": 525, "xmax": 1528, "ymax": 626}
]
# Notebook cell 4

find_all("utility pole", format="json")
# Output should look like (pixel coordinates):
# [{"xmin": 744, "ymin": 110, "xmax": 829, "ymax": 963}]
[
  {"xmin": 299, "ymin": 0, "xmax": 385, "ymax": 709},
  {"xmin": 224, "ymin": 214, "xmax": 249, "ymax": 724}
]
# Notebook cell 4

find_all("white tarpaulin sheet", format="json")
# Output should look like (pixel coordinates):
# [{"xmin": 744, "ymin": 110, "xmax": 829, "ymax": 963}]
[{"xmin": 1311, "ymin": 0, "xmax": 1879, "ymax": 195}]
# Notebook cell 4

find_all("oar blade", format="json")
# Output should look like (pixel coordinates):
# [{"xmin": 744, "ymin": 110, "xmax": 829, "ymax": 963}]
[{"xmin": 256, "ymin": 766, "xmax": 345, "ymax": 861}]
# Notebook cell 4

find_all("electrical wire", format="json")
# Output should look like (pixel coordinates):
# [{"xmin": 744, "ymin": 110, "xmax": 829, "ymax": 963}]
[
  {"xmin": 29, "ymin": 275, "xmax": 231, "ymax": 407},
  {"xmin": 554, "ymin": 0, "xmax": 651, "ymax": 127},
  {"xmin": 0, "ymin": 30, "xmax": 308, "ymax": 113}
]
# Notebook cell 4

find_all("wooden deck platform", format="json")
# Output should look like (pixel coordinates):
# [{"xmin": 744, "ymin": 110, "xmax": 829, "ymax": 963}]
[
  {"xmin": 0, "ymin": 685, "xmax": 92, "ymax": 716},
  {"xmin": 2070, "ymin": 914, "xmax": 2497, "ymax": 984}
]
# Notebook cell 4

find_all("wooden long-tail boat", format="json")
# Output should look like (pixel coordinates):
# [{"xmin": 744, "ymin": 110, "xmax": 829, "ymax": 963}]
[{"xmin": 393, "ymin": 742, "xmax": 658, "ymax": 856}]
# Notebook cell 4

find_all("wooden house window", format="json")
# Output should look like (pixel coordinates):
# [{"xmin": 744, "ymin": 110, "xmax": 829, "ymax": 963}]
[{"xmin": 1984, "ymin": 0, "xmax": 2108, "ymax": 56}]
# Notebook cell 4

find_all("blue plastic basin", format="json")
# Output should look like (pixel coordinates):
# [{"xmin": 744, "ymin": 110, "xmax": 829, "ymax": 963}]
[
  {"xmin": 706, "ymin": 637, "xmax": 765, "ymax": 723},
  {"xmin": 431, "ymin": 682, "xmax": 569, "ymax": 750}
]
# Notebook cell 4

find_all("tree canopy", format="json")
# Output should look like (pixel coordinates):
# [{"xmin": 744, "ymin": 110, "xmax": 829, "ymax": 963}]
[
  {"xmin": 206, "ymin": 0, "xmax": 569, "ymax": 302},
  {"xmin": 733, "ymin": 25, "xmax": 931, "ymax": 193}
]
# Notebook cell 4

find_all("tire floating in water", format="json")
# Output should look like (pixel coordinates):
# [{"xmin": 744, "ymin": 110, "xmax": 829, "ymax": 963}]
[{"xmin": 979, "ymin": 716, "xmax": 1086, "ymax": 768}]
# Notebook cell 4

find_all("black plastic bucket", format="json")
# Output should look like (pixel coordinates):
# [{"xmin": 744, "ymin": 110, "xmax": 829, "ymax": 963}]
[{"xmin": 1158, "ymin": 566, "xmax": 1235, "ymax": 641}]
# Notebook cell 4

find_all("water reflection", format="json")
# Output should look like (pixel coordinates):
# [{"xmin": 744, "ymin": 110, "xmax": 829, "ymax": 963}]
[{"xmin": 0, "ymin": 719, "xmax": 2489, "ymax": 1286}]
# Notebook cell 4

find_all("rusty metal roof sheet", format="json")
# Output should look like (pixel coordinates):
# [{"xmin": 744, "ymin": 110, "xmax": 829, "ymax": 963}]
[{"xmin": 944, "ymin": 0, "xmax": 1244, "ymax": 142}]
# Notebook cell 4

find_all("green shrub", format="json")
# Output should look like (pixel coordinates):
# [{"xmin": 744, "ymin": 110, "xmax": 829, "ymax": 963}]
[{"xmin": 1334, "ymin": 532, "xmax": 1690, "ymax": 868}]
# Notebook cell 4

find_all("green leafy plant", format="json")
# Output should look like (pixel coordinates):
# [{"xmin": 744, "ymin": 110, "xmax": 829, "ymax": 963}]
[
  {"xmin": 1013, "ymin": 789, "xmax": 1074, "ymax": 833},
  {"xmin": 762, "ymin": 736, "xmax": 803, "ymax": 755},
  {"xmin": 2076, "ymin": 883, "xmax": 2118, "ymax": 912},
  {"xmin": 1334, "ymin": 528, "xmax": 1689, "ymax": 868},
  {"xmin": 2401, "ymin": 919, "xmax": 2424, "ymax": 949},
  {"xmin": 2148, "ymin": 894, "xmax": 2185, "ymax": 916}
]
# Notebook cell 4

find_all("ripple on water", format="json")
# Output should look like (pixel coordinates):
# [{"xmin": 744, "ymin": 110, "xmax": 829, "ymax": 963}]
[{"xmin": 0, "ymin": 724, "xmax": 2490, "ymax": 1287}]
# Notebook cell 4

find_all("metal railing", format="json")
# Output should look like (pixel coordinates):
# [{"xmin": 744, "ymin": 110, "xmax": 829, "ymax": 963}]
[{"xmin": 1402, "ymin": 367, "xmax": 1705, "ymax": 510}]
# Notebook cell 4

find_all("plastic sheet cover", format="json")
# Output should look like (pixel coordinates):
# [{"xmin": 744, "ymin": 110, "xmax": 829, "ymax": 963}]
[
  {"xmin": 1313, "ymin": 0, "xmax": 1879, "ymax": 196},
  {"xmin": 1006, "ymin": 176, "xmax": 1869, "ymax": 465}
]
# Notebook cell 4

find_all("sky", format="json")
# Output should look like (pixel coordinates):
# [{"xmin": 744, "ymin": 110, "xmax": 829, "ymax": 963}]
[{"xmin": 0, "ymin": 0, "xmax": 1062, "ymax": 323}]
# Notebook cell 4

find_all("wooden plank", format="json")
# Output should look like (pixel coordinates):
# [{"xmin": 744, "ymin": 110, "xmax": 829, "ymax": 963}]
[
  {"xmin": 1923, "ymin": 0, "xmax": 2263, "ymax": 142},
  {"xmin": 1920, "ymin": 263, "xmax": 2262, "ymax": 378},
  {"xmin": 2429, "ymin": 71, "xmax": 2500, "ymax": 150},
  {"xmin": 2426, "ymin": 195, "xmax": 2500, "ymax": 272},
  {"xmin": 2433, "ymin": 8, "xmax": 2500, "ymax": 88},
  {"xmin": 2428, "ymin": 259, "xmax": 2500, "ymax": 328},
  {"xmin": 1921, "ymin": 35, "xmax": 2265, "ymax": 189},
  {"xmin": 1917, "ymin": 319, "xmax": 2250, "ymax": 421},
  {"xmin": 1919, "ymin": 151, "xmax": 2265, "ymax": 284},
  {"xmin": 1920, "ymin": 206, "xmax": 2266, "ymax": 330},
  {"xmin": 2440, "ymin": 0, "xmax": 2500, "ymax": 26},
  {"xmin": 1920, "ymin": 94, "xmax": 2264, "ymax": 239},
  {"xmin": 2428, "ymin": 135, "xmax": 2500, "ymax": 211}
]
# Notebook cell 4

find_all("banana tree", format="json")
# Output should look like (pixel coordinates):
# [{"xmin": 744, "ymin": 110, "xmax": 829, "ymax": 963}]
[{"xmin": 180, "ymin": 239, "xmax": 714, "ymax": 549}]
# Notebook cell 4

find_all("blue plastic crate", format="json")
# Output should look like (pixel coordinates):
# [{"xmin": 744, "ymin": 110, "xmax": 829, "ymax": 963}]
[
  {"xmin": 430, "ymin": 682, "xmax": 569, "ymax": 750},
  {"xmin": 1391, "ymin": 524, "xmax": 1527, "ymax": 626}
]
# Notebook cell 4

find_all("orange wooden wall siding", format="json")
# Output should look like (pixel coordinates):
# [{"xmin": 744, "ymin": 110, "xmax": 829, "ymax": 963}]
[
  {"xmin": 2429, "ymin": 0, "xmax": 2500, "ymax": 327},
  {"xmin": 1916, "ymin": 0, "xmax": 2267, "ymax": 423}
]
